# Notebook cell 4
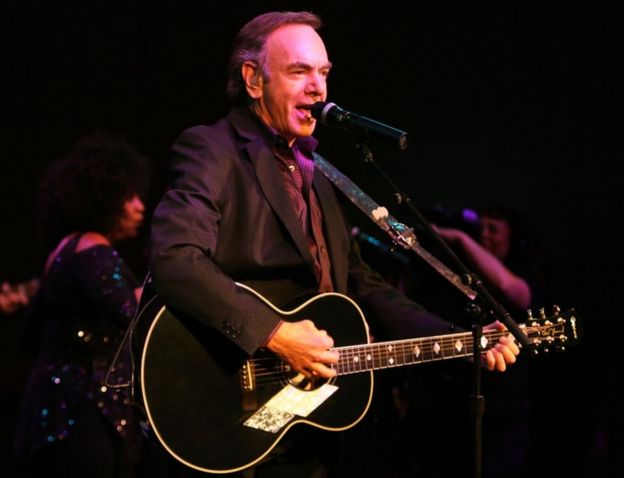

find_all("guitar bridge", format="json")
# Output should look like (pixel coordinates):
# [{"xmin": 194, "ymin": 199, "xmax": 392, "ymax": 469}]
[{"xmin": 240, "ymin": 360, "xmax": 257, "ymax": 411}]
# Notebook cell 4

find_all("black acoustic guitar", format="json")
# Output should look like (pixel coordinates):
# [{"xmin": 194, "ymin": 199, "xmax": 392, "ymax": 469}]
[{"xmin": 136, "ymin": 283, "xmax": 579, "ymax": 474}]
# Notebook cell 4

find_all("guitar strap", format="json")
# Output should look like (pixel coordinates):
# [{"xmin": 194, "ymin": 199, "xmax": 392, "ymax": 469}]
[{"xmin": 314, "ymin": 154, "xmax": 476, "ymax": 300}]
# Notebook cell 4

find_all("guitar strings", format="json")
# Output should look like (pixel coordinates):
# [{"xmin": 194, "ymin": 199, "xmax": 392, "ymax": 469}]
[
  {"xmin": 257, "ymin": 323, "xmax": 560, "ymax": 369},
  {"xmin": 247, "ymin": 330, "xmax": 511, "ymax": 379},
  {"xmin": 245, "ymin": 323, "xmax": 562, "ymax": 382}
]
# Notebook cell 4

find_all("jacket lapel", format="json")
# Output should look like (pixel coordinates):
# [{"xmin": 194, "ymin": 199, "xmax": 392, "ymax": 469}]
[{"xmin": 229, "ymin": 108, "xmax": 315, "ymax": 270}]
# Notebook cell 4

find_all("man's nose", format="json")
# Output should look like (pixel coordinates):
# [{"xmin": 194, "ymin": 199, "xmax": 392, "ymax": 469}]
[{"xmin": 306, "ymin": 73, "xmax": 326, "ymax": 97}]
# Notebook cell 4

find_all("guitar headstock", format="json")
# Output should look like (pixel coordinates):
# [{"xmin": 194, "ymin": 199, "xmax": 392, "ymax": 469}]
[{"xmin": 519, "ymin": 306, "xmax": 581, "ymax": 354}]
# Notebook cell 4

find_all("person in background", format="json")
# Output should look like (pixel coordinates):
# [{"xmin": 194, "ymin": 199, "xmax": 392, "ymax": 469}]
[
  {"xmin": 148, "ymin": 11, "xmax": 520, "ymax": 477},
  {"xmin": 0, "ymin": 279, "xmax": 39, "ymax": 315},
  {"xmin": 352, "ymin": 205, "xmax": 544, "ymax": 477},
  {"xmin": 1, "ymin": 277, "xmax": 40, "ymax": 475},
  {"xmin": 14, "ymin": 131, "xmax": 151, "ymax": 478},
  {"xmin": 435, "ymin": 206, "xmax": 539, "ymax": 313},
  {"xmin": 435, "ymin": 205, "xmax": 543, "ymax": 478}
]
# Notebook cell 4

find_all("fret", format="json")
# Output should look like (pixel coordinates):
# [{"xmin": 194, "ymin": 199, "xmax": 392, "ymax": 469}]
[
  {"xmin": 346, "ymin": 346, "xmax": 354, "ymax": 374},
  {"xmin": 447, "ymin": 336, "xmax": 458, "ymax": 358},
  {"xmin": 433, "ymin": 337, "xmax": 442, "ymax": 360},
  {"xmin": 394, "ymin": 342, "xmax": 403, "ymax": 366},
  {"xmin": 412, "ymin": 338, "xmax": 422, "ymax": 364},
  {"xmin": 379, "ymin": 343, "xmax": 388, "ymax": 365},
  {"xmin": 419, "ymin": 337, "xmax": 432, "ymax": 362},
  {"xmin": 401, "ymin": 341, "xmax": 410, "ymax": 365},
  {"xmin": 387, "ymin": 343, "xmax": 397, "ymax": 367},
  {"xmin": 344, "ymin": 347, "xmax": 352, "ymax": 373},
  {"xmin": 438, "ymin": 338, "xmax": 449, "ymax": 359},
  {"xmin": 440, "ymin": 338, "xmax": 453, "ymax": 359},
  {"xmin": 371, "ymin": 345, "xmax": 378, "ymax": 370},
  {"xmin": 452, "ymin": 334, "xmax": 466, "ymax": 358},
  {"xmin": 352, "ymin": 346, "xmax": 361, "ymax": 372},
  {"xmin": 386, "ymin": 343, "xmax": 397, "ymax": 368},
  {"xmin": 353, "ymin": 347, "xmax": 363, "ymax": 372},
  {"xmin": 449, "ymin": 338, "xmax": 458, "ymax": 357},
  {"xmin": 400, "ymin": 341, "xmax": 410, "ymax": 365},
  {"xmin": 433, "ymin": 339, "xmax": 442, "ymax": 360},
  {"xmin": 364, "ymin": 346, "xmax": 374, "ymax": 371},
  {"xmin": 411, "ymin": 341, "xmax": 419, "ymax": 364},
  {"xmin": 336, "ymin": 350, "xmax": 344, "ymax": 375},
  {"xmin": 340, "ymin": 347, "xmax": 350, "ymax": 374},
  {"xmin": 378, "ymin": 343, "xmax": 387, "ymax": 368},
  {"xmin": 425, "ymin": 337, "xmax": 435, "ymax": 361},
  {"xmin": 352, "ymin": 346, "xmax": 360, "ymax": 372}
]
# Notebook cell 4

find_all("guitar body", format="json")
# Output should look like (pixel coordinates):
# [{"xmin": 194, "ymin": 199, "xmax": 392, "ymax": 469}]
[{"xmin": 137, "ymin": 285, "xmax": 373, "ymax": 474}]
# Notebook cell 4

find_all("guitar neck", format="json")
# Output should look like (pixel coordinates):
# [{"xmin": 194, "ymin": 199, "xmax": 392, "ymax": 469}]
[{"xmin": 334, "ymin": 329, "xmax": 503, "ymax": 375}]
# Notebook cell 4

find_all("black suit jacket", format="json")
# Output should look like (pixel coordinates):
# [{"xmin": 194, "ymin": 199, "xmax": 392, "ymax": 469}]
[{"xmin": 150, "ymin": 106, "xmax": 449, "ymax": 356}]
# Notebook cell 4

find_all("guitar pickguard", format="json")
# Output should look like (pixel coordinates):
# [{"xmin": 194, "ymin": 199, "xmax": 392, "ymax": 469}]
[{"xmin": 244, "ymin": 383, "xmax": 338, "ymax": 433}]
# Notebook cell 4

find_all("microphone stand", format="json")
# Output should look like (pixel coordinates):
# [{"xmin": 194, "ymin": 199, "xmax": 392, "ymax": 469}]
[{"xmin": 351, "ymin": 140, "xmax": 531, "ymax": 478}]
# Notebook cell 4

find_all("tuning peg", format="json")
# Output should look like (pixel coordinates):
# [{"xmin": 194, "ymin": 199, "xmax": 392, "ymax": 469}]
[
  {"xmin": 539, "ymin": 307, "xmax": 546, "ymax": 319},
  {"xmin": 526, "ymin": 309, "xmax": 539, "ymax": 326},
  {"xmin": 551, "ymin": 304, "xmax": 561, "ymax": 316}
]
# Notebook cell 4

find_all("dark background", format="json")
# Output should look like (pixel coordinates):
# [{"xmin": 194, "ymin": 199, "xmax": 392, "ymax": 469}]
[{"xmin": 1, "ymin": 0, "xmax": 622, "ymax": 476}]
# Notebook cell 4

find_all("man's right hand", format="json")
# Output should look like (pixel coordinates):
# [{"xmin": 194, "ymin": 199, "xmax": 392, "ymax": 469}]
[{"xmin": 265, "ymin": 320, "xmax": 339, "ymax": 378}]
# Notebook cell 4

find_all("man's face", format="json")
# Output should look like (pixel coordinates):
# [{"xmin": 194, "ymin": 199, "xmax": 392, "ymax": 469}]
[
  {"xmin": 480, "ymin": 216, "xmax": 511, "ymax": 260},
  {"xmin": 249, "ymin": 24, "xmax": 331, "ymax": 143}
]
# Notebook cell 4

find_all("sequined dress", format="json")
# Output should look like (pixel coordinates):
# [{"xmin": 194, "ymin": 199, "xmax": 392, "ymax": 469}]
[{"xmin": 14, "ymin": 234, "xmax": 139, "ymax": 459}]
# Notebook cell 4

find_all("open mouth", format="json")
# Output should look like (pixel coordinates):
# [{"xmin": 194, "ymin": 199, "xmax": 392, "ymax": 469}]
[{"xmin": 296, "ymin": 105, "xmax": 314, "ymax": 120}]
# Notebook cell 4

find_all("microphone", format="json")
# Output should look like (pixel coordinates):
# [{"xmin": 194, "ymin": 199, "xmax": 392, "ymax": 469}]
[{"xmin": 310, "ymin": 101, "xmax": 409, "ymax": 150}]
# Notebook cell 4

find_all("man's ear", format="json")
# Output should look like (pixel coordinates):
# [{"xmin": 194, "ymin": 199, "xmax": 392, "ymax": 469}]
[{"xmin": 242, "ymin": 61, "xmax": 263, "ymax": 99}]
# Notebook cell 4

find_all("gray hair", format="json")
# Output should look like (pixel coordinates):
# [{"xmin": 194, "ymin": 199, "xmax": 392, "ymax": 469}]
[{"xmin": 225, "ymin": 11, "xmax": 322, "ymax": 104}]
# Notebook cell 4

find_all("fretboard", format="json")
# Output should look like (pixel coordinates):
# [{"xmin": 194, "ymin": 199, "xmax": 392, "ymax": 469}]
[{"xmin": 334, "ymin": 330, "xmax": 501, "ymax": 375}]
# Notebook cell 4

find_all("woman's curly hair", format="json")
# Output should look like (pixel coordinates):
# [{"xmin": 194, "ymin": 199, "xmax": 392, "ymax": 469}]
[{"xmin": 36, "ymin": 131, "xmax": 150, "ymax": 249}]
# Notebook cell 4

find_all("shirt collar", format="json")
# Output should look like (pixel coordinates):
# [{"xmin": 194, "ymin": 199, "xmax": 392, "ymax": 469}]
[{"xmin": 248, "ymin": 108, "xmax": 318, "ymax": 155}]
